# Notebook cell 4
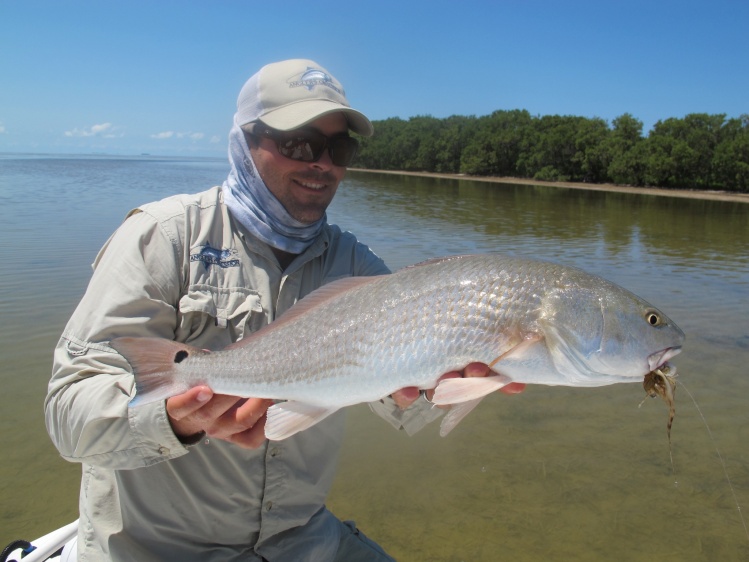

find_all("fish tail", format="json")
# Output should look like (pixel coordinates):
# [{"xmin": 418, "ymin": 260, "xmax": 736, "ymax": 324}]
[{"xmin": 110, "ymin": 337, "xmax": 201, "ymax": 407}]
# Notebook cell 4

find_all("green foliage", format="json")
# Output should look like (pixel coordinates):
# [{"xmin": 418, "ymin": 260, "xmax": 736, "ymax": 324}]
[
  {"xmin": 353, "ymin": 111, "xmax": 749, "ymax": 192},
  {"xmin": 711, "ymin": 115, "xmax": 749, "ymax": 191},
  {"xmin": 460, "ymin": 110, "xmax": 532, "ymax": 176}
]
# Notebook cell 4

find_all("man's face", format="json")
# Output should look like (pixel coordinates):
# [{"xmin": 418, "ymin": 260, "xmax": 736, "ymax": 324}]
[{"xmin": 249, "ymin": 112, "xmax": 349, "ymax": 224}]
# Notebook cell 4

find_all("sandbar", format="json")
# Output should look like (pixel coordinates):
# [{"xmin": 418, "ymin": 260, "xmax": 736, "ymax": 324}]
[{"xmin": 352, "ymin": 169, "xmax": 749, "ymax": 204}]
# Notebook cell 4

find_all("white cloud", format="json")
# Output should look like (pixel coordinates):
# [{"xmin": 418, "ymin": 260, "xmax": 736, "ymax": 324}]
[
  {"xmin": 151, "ymin": 131, "xmax": 205, "ymax": 141},
  {"xmin": 64, "ymin": 122, "xmax": 115, "ymax": 137},
  {"xmin": 0, "ymin": 122, "xmax": 6, "ymax": 134},
  {"xmin": 90, "ymin": 123, "xmax": 112, "ymax": 135},
  {"xmin": 210, "ymin": 135, "xmax": 220, "ymax": 143}
]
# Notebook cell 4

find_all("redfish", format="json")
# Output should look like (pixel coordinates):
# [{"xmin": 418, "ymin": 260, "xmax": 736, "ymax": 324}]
[{"xmin": 111, "ymin": 254, "xmax": 684, "ymax": 440}]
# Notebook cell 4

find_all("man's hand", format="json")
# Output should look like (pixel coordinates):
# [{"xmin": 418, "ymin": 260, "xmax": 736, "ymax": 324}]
[
  {"xmin": 166, "ymin": 387, "xmax": 273, "ymax": 449},
  {"xmin": 390, "ymin": 362, "xmax": 525, "ymax": 409}
]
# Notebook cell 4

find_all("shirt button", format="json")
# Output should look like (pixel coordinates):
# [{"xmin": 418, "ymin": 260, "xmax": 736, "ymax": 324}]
[
  {"xmin": 158, "ymin": 446, "xmax": 170, "ymax": 455},
  {"xmin": 270, "ymin": 447, "xmax": 279, "ymax": 457},
  {"xmin": 265, "ymin": 501, "xmax": 273, "ymax": 511}
]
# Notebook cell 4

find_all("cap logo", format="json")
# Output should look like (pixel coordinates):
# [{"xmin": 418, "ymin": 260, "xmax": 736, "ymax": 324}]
[{"xmin": 289, "ymin": 67, "xmax": 344, "ymax": 95}]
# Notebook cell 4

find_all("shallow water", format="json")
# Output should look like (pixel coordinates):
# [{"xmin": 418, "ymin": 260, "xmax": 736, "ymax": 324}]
[{"xmin": 1, "ymin": 157, "xmax": 747, "ymax": 559}]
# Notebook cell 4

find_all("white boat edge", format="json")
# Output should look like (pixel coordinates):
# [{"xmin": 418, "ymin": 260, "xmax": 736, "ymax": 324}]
[{"xmin": 2, "ymin": 520, "xmax": 78, "ymax": 562}]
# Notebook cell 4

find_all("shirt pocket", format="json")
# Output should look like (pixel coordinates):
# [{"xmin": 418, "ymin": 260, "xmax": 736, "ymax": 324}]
[{"xmin": 176, "ymin": 284, "xmax": 265, "ymax": 347}]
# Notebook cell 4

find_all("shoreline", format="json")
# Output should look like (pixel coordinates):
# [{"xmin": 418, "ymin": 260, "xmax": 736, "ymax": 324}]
[{"xmin": 351, "ymin": 169, "xmax": 749, "ymax": 204}]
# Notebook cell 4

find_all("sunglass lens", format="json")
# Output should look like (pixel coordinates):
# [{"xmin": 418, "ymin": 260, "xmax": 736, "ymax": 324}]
[{"xmin": 278, "ymin": 135, "xmax": 326, "ymax": 162}]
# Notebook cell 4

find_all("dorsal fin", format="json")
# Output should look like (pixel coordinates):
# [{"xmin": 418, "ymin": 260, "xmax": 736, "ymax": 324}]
[
  {"xmin": 399, "ymin": 254, "xmax": 473, "ymax": 272},
  {"xmin": 225, "ymin": 275, "xmax": 382, "ymax": 350}
]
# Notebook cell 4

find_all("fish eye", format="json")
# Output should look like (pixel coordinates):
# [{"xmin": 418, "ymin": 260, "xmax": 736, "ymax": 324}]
[{"xmin": 645, "ymin": 311, "xmax": 662, "ymax": 326}]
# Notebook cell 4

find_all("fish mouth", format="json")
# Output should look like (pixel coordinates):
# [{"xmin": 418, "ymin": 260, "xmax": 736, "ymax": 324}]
[{"xmin": 648, "ymin": 346, "xmax": 682, "ymax": 371}]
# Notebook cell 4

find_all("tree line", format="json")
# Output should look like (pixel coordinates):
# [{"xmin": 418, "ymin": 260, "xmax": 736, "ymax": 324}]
[{"xmin": 353, "ymin": 111, "xmax": 749, "ymax": 192}]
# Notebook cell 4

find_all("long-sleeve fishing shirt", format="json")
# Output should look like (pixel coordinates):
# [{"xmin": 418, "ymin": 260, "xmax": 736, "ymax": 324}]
[{"xmin": 45, "ymin": 186, "xmax": 440, "ymax": 561}]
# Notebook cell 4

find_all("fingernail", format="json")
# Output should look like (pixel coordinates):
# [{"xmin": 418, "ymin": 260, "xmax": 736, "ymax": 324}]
[{"xmin": 197, "ymin": 389, "xmax": 212, "ymax": 403}]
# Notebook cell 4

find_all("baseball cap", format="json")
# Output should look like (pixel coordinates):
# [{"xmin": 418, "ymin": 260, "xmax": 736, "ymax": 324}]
[{"xmin": 235, "ymin": 59, "xmax": 374, "ymax": 137}]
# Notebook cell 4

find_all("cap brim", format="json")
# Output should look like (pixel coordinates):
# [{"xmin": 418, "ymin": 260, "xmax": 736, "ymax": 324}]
[{"xmin": 258, "ymin": 100, "xmax": 374, "ymax": 137}]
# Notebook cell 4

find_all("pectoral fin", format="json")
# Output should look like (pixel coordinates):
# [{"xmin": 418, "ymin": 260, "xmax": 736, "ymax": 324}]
[
  {"xmin": 265, "ymin": 402, "xmax": 338, "ymax": 441},
  {"xmin": 488, "ymin": 333, "xmax": 544, "ymax": 370}
]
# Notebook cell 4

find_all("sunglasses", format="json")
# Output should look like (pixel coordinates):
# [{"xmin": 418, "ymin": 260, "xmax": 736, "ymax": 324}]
[{"xmin": 245, "ymin": 123, "xmax": 360, "ymax": 167}]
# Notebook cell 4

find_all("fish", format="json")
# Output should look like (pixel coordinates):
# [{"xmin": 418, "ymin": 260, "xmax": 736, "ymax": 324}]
[{"xmin": 110, "ymin": 254, "xmax": 685, "ymax": 441}]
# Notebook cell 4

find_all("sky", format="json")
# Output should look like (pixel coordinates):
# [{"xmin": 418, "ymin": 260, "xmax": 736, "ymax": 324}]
[{"xmin": 1, "ymin": 0, "xmax": 747, "ymax": 157}]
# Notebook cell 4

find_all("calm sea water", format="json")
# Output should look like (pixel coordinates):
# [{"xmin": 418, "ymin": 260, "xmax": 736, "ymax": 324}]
[{"xmin": 1, "ymin": 155, "xmax": 747, "ymax": 560}]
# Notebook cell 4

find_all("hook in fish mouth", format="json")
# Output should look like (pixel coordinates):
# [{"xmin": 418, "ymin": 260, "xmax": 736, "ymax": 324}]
[{"xmin": 648, "ymin": 346, "xmax": 682, "ymax": 371}]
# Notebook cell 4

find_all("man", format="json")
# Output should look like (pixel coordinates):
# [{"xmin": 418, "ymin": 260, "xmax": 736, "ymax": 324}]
[{"xmin": 45, "ymin": 59, "xmax": 523, "ymax": 561}]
